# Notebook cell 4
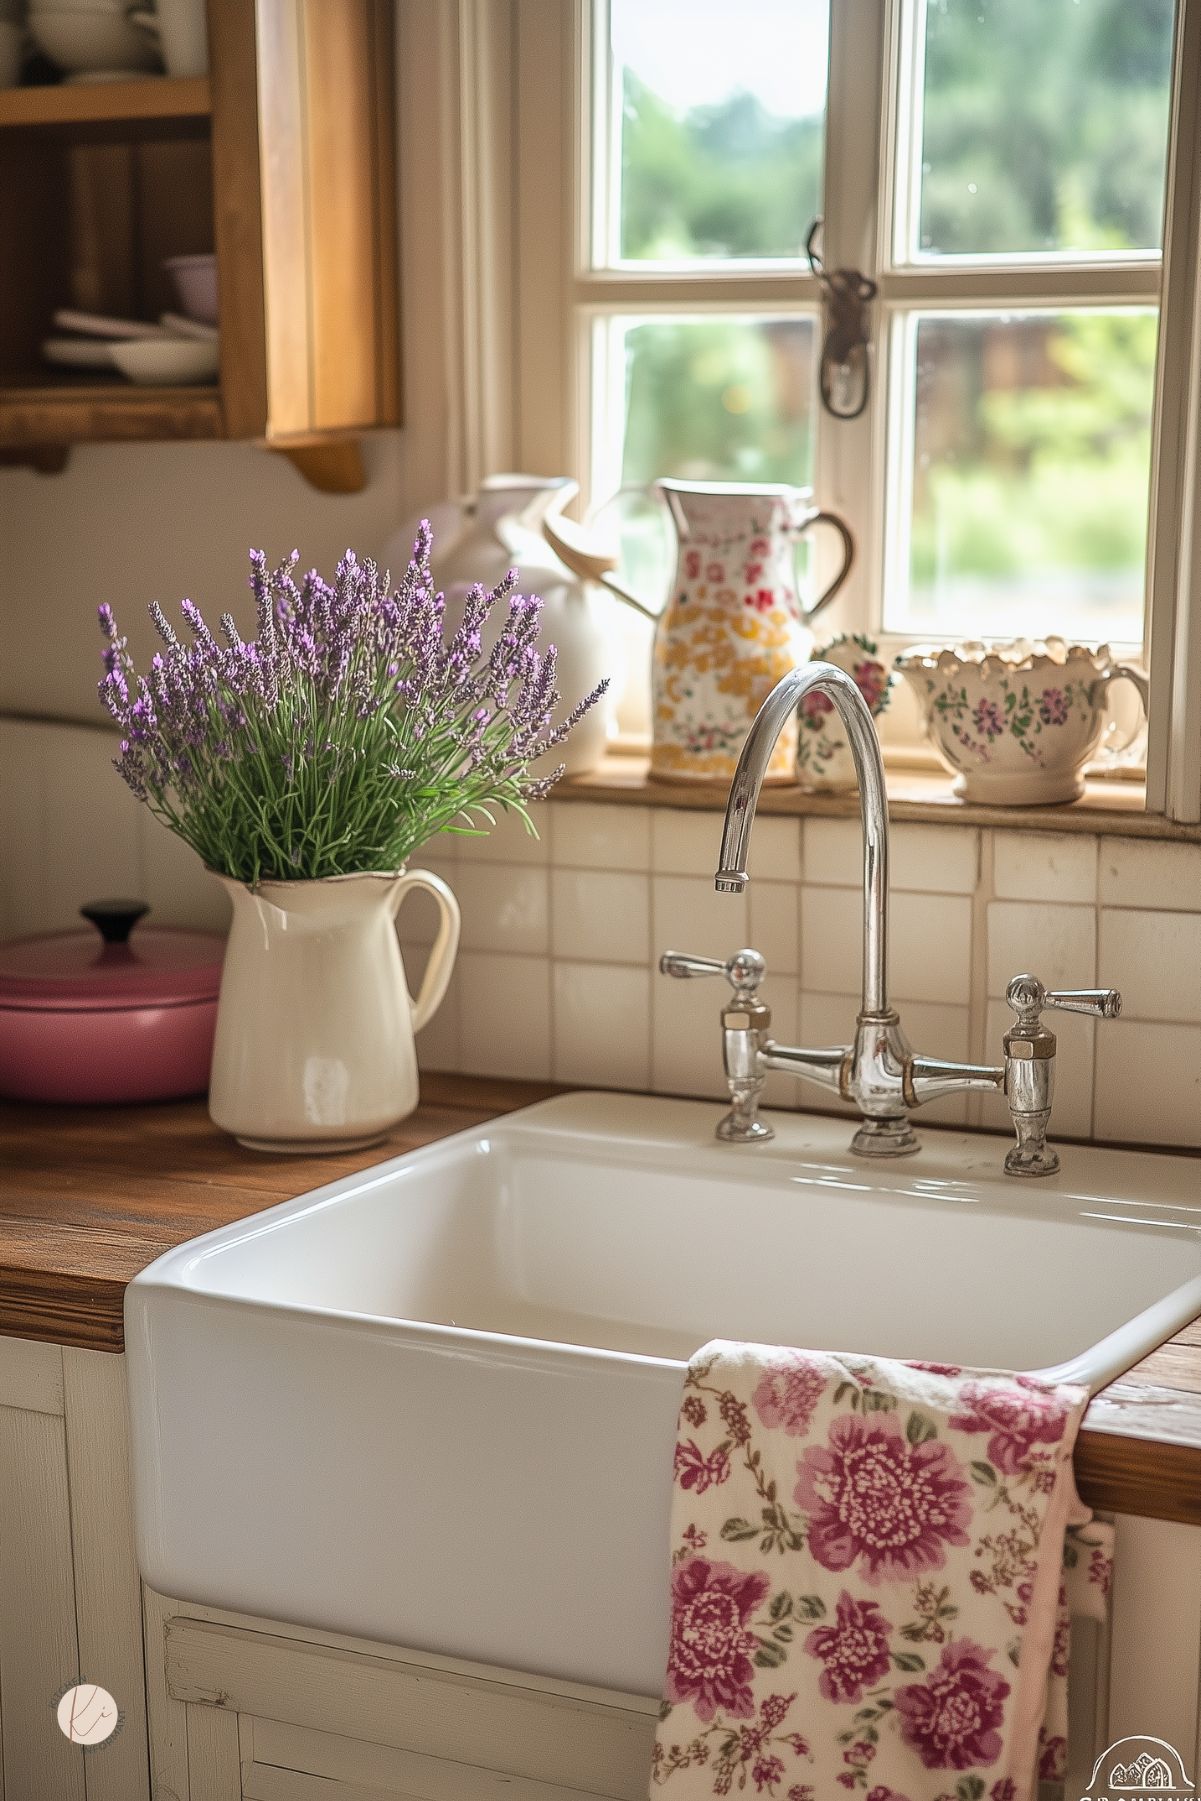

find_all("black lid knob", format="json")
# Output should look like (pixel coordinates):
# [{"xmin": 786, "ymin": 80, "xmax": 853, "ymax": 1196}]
[{"xmin": 80, "ymin": 899, "xmax": 150, "ymax": 945}]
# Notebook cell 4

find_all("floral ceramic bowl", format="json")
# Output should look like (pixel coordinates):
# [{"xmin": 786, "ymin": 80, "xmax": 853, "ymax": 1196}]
[
  {"xmin": 797, "ymin": 633, "xmax": 894, "ymax": 792},
  {"xmin": 895, "ymin": 638, "xmax": 1148, "ymax": 805}
]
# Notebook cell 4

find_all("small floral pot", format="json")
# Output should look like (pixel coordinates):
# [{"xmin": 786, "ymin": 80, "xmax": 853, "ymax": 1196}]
[
  {"xmin": 796, "ymin": 633, "xmax": 894, "ymax": 791},
  {"xmin": 895, "ymin": 638, "xmax": 1149, "ymax": 806}
]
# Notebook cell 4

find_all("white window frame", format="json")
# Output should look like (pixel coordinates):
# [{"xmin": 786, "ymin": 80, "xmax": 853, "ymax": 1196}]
[{"xmin": 435, "ymin": 0, "xmax": 1201, "ymax": 822}]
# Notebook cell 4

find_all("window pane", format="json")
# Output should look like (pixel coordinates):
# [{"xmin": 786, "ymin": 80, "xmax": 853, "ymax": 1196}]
[
  {"xmin": 607, "ymin": 0, "xmax": 828, "ymax": 262},
  {"xmin": 890, "ymin": 310, "xmax": 1156, "ymax": 644},
  {"xmin": 910, "ymin": 0, "xmax": 1174, "ymax": 259},
  {"xmin": 597, "ymin": 315, "xmax": 817, "ymax": 606},
  {"xmin": 617, "ymin": 316, "xmax": 816, "ymax": 484}
]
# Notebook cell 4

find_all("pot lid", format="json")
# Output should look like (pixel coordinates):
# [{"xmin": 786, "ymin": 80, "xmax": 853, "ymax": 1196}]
[{"xmin": 0, "ymin": 899, "xmax": 225, "ymax": 1013}]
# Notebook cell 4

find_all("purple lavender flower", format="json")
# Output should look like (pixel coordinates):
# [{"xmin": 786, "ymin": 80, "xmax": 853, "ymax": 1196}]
[{"xmin": 97, "ymin": 524, "xmax": 607, "ymax": 883}]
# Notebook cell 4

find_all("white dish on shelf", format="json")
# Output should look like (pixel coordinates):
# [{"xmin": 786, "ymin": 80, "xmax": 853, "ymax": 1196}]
[
  {"xmin": 0, "ymin": 19, "xmax": 24, "ymax": 87},
  {"xmin": 64, "ymin": 67, "xmax": 159, "ymax": 81},
  {"xmin": 159, "ymin": 310, "xmax": 219, "ymax": 342},
  {"xmin": 28, "ymin": 0, "xmax": 142, "ymax": 12},
  {"xmin": 29, "ymin": 8, "xmax": 162, "ymax": 74},
  {"xmin": 52, "ymin": 307, "xmax": 170, "ymax": 340},
  {"xmin": 42, "ymin": 336, "xmax": 118, "ymax": 370},
  {"xmin": 109, "ymin": 336, "xmax": 219, "ymax": 385}
]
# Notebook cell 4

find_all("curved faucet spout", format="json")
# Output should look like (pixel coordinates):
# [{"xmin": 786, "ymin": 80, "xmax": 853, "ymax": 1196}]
[{"xmin": 716, "ymin": 661, "xmax": 890, "ymax": 1014}]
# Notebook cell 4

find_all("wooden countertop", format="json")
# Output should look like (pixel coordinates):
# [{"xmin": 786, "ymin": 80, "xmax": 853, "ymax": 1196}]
[{"xmin": 0, "ymin": 1076, "xmax": 1198, "ymax": 1524}]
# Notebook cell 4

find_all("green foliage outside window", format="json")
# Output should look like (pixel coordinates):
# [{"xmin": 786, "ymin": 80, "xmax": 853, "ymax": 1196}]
[{"xmin": 614, "ymin": 0, "xmax": 1172, "ymax": 629}]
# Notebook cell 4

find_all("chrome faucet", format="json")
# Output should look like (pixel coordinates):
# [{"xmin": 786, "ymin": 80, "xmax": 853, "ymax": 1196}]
[{"xmin": 660, "ymin": 661, "xmax": 1121, "ymax": 1175}]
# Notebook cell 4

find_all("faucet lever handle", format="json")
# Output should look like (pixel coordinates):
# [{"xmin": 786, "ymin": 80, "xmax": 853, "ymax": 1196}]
[
  {"xmin": 1005, "ymin": 972, "xmax": 1121, "ymax": 1031},
  {"xmin": 1044, "ymin": 986, "xmax": 1122, "ymax": 1019},
  {"xmin": 659, "ymin": 948, "xmax": 767, "ymax": 999},
  {"xmin": 1001, "ymin": 974, "xmax": 1121, "ymax": 1180}
]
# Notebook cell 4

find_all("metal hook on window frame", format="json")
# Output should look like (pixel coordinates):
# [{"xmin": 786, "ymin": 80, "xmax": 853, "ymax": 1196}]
[{"xmin": 806, "ymin": 218, "xmax": 878, "ymax": 422}]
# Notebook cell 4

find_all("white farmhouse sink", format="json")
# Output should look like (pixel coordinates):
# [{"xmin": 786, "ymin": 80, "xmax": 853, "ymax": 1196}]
[{"xmin": 126, "ymin": 1092, "xmax": 1201, "ymax": 1696}]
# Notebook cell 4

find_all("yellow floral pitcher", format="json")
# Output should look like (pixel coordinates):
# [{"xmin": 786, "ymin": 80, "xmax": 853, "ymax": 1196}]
[{"xmin": 649, "ymin": 480, "xmax": 853, "ymax": 783}]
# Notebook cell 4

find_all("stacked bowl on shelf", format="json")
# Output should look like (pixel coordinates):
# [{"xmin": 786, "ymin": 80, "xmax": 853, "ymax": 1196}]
[
  {"xmin": 0, "ymin": 0, "xmax": 25, "ymax": 86},
  {"xmin": 27, "ymin": 0, "xmax": 162, "ymax": 79},
  {"xmin": 42, "ymin": 255, "xmax": 220, "ymax": 385}
]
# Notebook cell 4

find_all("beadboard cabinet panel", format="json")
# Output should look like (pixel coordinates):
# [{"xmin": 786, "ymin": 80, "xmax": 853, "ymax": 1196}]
[
  {"xmin": 62, "ymin": 1347, "xmax": 151, "ymax": 1801},
  {"xmin": 0, "ymin": 1402, "xmax": 85, "ymax": 1801},
  {"xmin": 162, "ymin": 1614, "xmax": 657, "ymax": 1799},
  {"xmin": 0, "ymin": 1334, "xmax": 64, "ymax": 1412},
  {"xmin": 0, "ymin": 1337, "xmax": 149, "ymax": 1801},
  {"xmin": 148, "ymin": 1537, "xmax": 1201, "ymax": 1801},
  {"xmin": 245, "ymin": 1715, "xmax": 620, "ymax": 1801},
  {"xmin": 1108, "ymin": 1513, "xmax": 1201, "ymax": 1761}
]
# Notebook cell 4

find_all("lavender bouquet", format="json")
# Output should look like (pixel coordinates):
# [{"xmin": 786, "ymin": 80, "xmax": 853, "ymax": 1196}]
[{"xmin": 97, "ymin": 523, "xmax": 606, "ymax": 884}]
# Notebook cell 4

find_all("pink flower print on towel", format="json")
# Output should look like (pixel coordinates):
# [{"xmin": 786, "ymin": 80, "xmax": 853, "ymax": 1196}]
[
  {"xmin": 753, "ymin": 1355, "xmax": 827, "ymax": 1437},
  {"xmin": 949, "ymin": 1376, "xmax": 1070, "ymax": 1476},
  {"xmin": 676, "ymin": 1439, "xmax": 732, "ymax": 1495},
  {"xmin": 666, "ymin": 1557, "xmax": 772, "ymax": 1723},
  {"xmin": 893, "ymin": 1639, "xmax": 1010, "ymax": 1771},
  {"xmin": 804, "ymin": 1590, "xmax": 894, "ymax": 1704},
  {"xmin": 795, "ymin": 1413, "xmax": 972, "ymax": 1583}
]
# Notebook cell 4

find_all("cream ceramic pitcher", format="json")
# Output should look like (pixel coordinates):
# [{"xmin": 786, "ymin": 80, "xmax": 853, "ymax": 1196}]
[{"xmin": 208, "ymin": 869, "xmax": 460, "ymax": 1153}]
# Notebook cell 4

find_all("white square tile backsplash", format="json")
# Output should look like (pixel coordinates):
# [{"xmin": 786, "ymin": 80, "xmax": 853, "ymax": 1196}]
[
  {"xmin": 1099, "ymin": 838, "xmax": 1201, "ymax": 911},
  {"xmin": 551, "ymin": 868, "xmax": 650, "ymax": 965},
  {"xmin": 452, "ymin": 861, "xmax": 550, "ymax": 956},
  {"xmin": 748, "ymin": 880, "xmax": 800, "ymax": 976},
  {"xmin": 652, "ymin": 872, "xmax": 749, "ymax": 964},
  {"xmin": 8, "ymin": 717, "xmax": 1201, "ymax": 1149},
  {"xmin": 1100, "ymin": 908, "xmax": 1201, "ymax": 1024},
  {"xmin": 804, "ymin": 819, "xmax": 978, "ymax": 893},
  {"xmin": 889, "ymin": 891, "xmax": 974, "ymax": 1005},
  {"xmin": 457, "ymin": 951, "xmax": 551, "ymax": 1079},
  {"xmin": 986, "ymin": 899, "xmax": 1097, "ymax": 998},
  {"xmin": 993, "ymin": 831, "xmax": 1098, "ymax": 904},
  {"xmin": 553, "ymin": 961, "xmax": 650, "ymax": 1088},
  {"xmin": 1095, "ymin": 1018, "xmax": 1201, "ymax": 1146},
  {"xmin": 552, "ymin": 800, "xmax": 650, "ymax": 871}
]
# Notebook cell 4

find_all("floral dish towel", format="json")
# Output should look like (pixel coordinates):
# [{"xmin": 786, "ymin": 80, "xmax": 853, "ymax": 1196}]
[{"xmin": 651, "ymin": 1341, "xmax": 1101, "ymax": 1801}]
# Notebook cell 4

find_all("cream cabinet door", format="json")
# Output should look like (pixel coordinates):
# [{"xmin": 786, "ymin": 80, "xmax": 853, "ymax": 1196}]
[
  {"xmin": 151, "ymin": 1599, "xmax": 657, "ymax": 1801},
  {"xmin": 0, "ymin": 1338, "xmax": 149, "ymax": 1801}
]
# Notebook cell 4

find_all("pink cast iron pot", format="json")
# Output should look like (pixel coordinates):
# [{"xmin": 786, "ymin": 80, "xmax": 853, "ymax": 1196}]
[{"xmin": 0, "ymin": 900, "xmax": 224, "ymax": 1104}]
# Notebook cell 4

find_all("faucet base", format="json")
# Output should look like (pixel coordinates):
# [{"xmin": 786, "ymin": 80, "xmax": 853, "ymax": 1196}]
[
  {"xmin": 1003, "ymin": 1140, "xmax": 1060, "ymax": 1178},
  {"xmin": 717, "ymin": 1111, "xmax": 775, "ymax": 1143},
  {"xmin": 850, "ymin": 1116, "xmax": 920, "ymax": 1158}
]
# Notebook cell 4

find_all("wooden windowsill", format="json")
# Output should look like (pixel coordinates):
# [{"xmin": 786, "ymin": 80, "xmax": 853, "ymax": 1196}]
[{"xmin": 558, "ymin": 754, "xmax": 1200, "ymax": 842}]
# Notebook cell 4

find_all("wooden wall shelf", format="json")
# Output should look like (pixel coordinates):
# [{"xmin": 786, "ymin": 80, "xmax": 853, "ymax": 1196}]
[
  {"xmin": 0, "ymin": 0, "xmax": 400, "ymax": 488},
  {"xmin": 0, "ymin": 76, "xmax": 211, "ymax": 131},
  {"xmin": 0, "ymin": 383, "xmax": 222, "ymax": 446}
]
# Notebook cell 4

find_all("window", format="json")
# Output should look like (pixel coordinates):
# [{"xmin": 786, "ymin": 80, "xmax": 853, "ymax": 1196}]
[{"xmin": 570, "ymin": 0, "xmax": 1176, "ymax": 687}]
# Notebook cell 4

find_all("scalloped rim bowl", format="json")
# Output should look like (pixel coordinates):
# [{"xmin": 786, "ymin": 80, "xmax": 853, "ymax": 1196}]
[
  {"xmin": 898, "ymin": 636, "xmax": 1118, "ymax": 680},
  {"xmin": 895, "ymin": 636, "xmax": 1147, "ymax": 806}
]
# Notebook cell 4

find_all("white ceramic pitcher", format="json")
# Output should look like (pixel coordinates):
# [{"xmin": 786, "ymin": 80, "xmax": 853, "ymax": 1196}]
[
  {"xmin": 385, "ymin": 475, "xmax": 622, "ymax": 775},
  {"xmin": 208, "ymin": 870, "xmax": 460, "ymax": 1153}
]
